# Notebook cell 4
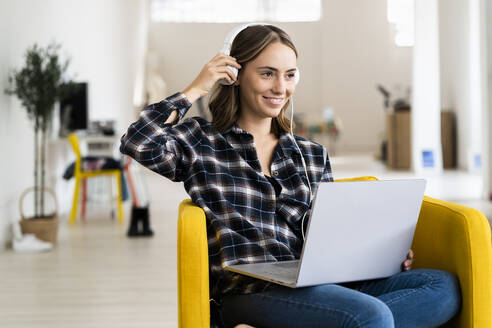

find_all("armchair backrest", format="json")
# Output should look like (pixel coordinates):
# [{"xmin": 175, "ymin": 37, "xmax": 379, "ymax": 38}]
[{"xmin": 334, "ymin": 176, "xmax": 378, "ymax": 182}]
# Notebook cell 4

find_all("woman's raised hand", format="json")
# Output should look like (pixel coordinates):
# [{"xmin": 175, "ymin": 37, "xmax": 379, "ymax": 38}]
[{"xmin": 182, "ymin": 53, "xmax": 242, "ymax": 103}]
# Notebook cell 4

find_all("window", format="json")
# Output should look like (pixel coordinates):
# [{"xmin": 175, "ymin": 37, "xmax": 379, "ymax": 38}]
[
  {"xmin": 387, "ymin": 0, "xmax": 415, "ymax": 47},
  {"xmin": 151, "ymin": 0, "xmax": 321, "ymax": 23}
]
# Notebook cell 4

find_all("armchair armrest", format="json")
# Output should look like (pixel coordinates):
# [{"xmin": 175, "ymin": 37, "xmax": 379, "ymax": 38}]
[
  {"xmin": 411, "ymin": 196, "xmax": 492, "ymax": 328},
  {"xmin": 178, "ymin": 199, "xmax": 210, "ymax": 328}
]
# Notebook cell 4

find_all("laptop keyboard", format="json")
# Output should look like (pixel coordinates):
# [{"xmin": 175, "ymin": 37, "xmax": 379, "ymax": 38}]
[
  {"xmin": 271, "ymin": 261, "xmax": 299, "ymax": 269},
  {"xmin": 251, "ymin": 260, "xmax": 299, "ymax": 280}
]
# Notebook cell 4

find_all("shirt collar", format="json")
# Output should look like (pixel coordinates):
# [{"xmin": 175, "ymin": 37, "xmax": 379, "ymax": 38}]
[{"xmin": 223, "ymin": 121, "xmax": 301, "ymax": 158}]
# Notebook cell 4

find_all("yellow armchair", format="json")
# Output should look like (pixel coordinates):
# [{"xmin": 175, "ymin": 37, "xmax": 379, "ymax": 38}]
[{"xmin": 177, "ymin": 177, "xmax": 492, "ymax": 328}]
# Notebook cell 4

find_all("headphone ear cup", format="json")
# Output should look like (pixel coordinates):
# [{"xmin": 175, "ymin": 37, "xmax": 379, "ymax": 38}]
[
  {"xmin": 294, "ymin": 68, "xmax": 300, "ymax": 85},
  {"xmin": 218, "ymin": 64, "xmax": 238, "ymax": 86}
]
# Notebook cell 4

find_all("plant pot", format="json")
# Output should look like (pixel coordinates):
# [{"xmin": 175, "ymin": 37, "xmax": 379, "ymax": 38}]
[{"xmin": 19, "ymin": 187, "xmax": 59, "ymax": 245}]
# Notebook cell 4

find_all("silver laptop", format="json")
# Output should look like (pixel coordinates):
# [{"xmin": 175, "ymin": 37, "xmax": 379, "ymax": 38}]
[{"xmin": 225, "ymin": 179, "xmax": 426, "ymax": 288}]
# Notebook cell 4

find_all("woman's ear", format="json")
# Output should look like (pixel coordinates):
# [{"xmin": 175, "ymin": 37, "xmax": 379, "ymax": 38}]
[{"xmin": 235, "ymin": 68, "xmax": 242, "ymax": 86}]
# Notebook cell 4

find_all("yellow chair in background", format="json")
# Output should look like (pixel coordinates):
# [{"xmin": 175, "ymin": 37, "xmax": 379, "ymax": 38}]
[
  {"xmin": 67, "ymin": 133, "xmax": 123, "ymax": 225},
  {"xmin": 177, "ymin": 176, "xmax": 492, "ymax": 328}
]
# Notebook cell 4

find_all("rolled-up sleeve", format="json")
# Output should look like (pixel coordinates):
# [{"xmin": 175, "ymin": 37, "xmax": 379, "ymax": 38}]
[{"xmin": 119, "ymin": 92, "xmax": 201, "ymax": 182}]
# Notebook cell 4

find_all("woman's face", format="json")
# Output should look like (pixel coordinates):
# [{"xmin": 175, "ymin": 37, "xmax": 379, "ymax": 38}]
[{"xmin": 237, "ymin": 41, "xmax": 297, "ymax": 120}]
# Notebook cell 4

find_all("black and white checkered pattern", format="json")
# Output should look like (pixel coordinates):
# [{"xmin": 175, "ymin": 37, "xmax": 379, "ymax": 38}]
[{"xmin": 120, "ymin": 91, "xmax": 334, "ymax": 298}]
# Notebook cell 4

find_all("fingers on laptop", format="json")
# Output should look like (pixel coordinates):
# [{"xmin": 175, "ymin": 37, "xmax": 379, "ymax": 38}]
[{"xmin": 402, "ymin": 250, "xmax": 413, "ymax": 271}]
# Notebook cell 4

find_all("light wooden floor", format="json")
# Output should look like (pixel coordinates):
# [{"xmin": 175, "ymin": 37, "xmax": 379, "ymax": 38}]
[
  {"xmin": 1, "ymin": 152, "xmax": 490, "ymax": 327},
  {"xmin": 0, "ymin": 169, "xmax": 188, "ymax": 328}
]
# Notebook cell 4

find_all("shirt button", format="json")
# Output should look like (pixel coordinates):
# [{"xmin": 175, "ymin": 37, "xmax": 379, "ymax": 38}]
[
  {"xmin": 268, "ymin": 201, "xmax": 275, "ymax": 209},
  {"xmin": 273, "ymin": 171, "xmax": 279, "ymax": 176}
]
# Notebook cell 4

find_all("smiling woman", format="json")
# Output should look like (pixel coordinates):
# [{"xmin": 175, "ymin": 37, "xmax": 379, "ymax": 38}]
[{"xmin": 120, "ymin": 23, "xmax": 462, "ymax": 328}]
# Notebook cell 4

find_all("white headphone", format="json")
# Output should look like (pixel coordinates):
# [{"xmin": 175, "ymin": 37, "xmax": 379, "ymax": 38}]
[
  {"xmin": 219, "ymin": 23, "xmax": 311, "ymax": 242},
  {"xmin": 218, "ymin": 22, "xmax": 300, "ymax": 86}
]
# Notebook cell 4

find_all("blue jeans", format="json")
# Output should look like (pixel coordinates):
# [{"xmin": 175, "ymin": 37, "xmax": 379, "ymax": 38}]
[{"xmin": 218, "ymin": 269, "xmax": 461, "ymax": 328}]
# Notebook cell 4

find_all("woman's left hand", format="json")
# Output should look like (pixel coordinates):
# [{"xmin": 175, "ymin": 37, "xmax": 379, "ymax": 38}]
[{"xmin": 401, "ymin": 249, "xmax": 414, "ymax": 271}]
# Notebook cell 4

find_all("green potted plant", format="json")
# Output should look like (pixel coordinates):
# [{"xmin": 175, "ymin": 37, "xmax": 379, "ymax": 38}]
[{"xmin": 4, "ymin": 41, "xmax": 80, "ymax": 243}]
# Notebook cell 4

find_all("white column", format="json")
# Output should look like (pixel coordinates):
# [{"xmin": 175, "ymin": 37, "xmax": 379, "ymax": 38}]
[
  {"xmin": 132, "ymin": 0, "xmax": 150, "ymax": 112},
  {"xmin": 412, "ymin": 0, "xmax": 443, "ymax": 173},
  {"xmin": 469, "ymin": 0, "xmax": 484, "ymax": 174}
]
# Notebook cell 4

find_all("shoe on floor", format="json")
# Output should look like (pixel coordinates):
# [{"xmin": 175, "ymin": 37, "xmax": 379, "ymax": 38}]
[{"xmin": 13, "ymin": 234, "xmax": 53, "ymax": 253}]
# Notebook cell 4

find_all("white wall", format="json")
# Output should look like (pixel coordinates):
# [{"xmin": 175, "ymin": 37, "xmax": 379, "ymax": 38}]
[
  {"xmin": 148, "ymin": 0, "xmax": 412, "ymax": 152},
  {"xmin": 485, "ymin": 0, "xmax": 492, "ymax": 198},
  {"xmin": 0, "ymin": 0, "xmax": 146, "ymax": 248}
]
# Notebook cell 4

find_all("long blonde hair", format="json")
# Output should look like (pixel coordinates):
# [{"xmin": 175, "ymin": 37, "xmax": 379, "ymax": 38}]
[{"xmin": 208, "ymin": 25, "xmax": 298, "ymax": 136}]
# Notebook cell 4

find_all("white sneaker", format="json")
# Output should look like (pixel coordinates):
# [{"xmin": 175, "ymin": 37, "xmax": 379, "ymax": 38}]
[{"xmin": 13, "ymin": 234, "xmax": 53, "ymax": 253}]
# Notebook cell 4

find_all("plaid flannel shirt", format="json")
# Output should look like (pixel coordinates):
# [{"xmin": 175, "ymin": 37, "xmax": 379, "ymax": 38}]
[{"xmin": 119, "ymin": 91, "xmax": 334, "ymax": 299}]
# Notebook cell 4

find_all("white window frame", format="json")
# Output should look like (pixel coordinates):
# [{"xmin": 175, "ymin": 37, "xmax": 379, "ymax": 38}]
[
  {"xmin": 150, "ymin": 0, "xmax": 321, "ymax": 23},
  {"xmin": 387, "ymin": 0, "xmax": 415, "ymax": 47}
]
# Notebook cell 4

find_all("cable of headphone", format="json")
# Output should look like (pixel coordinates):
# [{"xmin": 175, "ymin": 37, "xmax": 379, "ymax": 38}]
[{"xmin": 289, "ymin": 96, "xmax": 313, "ymax": 242}]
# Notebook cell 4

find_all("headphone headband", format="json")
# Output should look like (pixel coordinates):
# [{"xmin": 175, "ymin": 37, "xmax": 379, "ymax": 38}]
[{"xmin": 220, "ymin": 22, "xmax": 271, "ymax": 55}]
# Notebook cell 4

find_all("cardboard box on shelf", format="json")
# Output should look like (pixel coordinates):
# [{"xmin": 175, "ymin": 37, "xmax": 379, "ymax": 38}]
[
  {"xmin": 441, "ymin": 111, "xmax": 456, "ymax": 169},
  {"xmin": 386, "ymin": 111, "xmax": 411, "ymax": 169}
]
